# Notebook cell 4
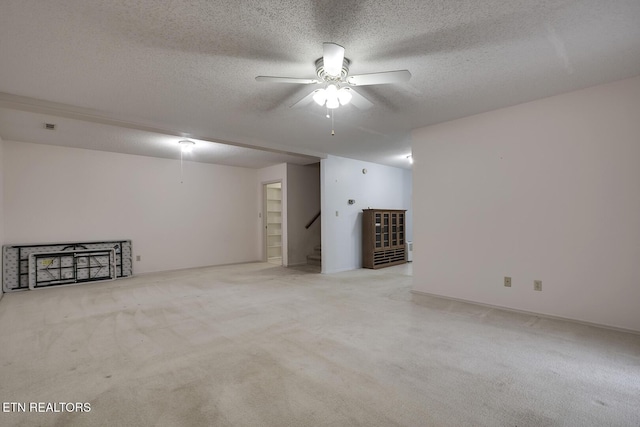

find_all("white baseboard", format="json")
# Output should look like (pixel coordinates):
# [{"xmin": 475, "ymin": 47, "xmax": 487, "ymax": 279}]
[{"xmin": 410, "ymin": 289, "xmax": 640, "ymax": 335}]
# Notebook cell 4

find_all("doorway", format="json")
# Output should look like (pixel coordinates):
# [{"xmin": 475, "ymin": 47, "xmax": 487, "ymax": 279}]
[{"xmin": 263, "ymin": 182, "xmax": 282, "ymax": 265}]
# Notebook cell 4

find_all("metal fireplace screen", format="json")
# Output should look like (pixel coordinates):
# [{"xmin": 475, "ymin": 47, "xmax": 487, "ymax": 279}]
[{"xmin": 3, "ymin": 240, "xmax": 132, "ymax": 292}]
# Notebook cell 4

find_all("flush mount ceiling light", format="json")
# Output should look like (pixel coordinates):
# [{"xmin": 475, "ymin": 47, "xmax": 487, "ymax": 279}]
[{"xmin": 179, "ymin": 139, "xmax": 195, "ymax": 153}]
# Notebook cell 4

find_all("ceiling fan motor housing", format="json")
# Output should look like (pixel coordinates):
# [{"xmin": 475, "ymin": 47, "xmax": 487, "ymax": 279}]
[{"xmin": 315, "ymin": 58, "xmax": 351, "ymax": 83}]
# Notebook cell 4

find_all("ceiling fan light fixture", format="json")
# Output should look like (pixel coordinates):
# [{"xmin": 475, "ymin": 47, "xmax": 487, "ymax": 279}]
[
  {"xmin": 312, "ymin": 89, "xmax": 326, "ymax": 106},
  {"xmin": 324, "ymin": 84, "xmax": 340, "ymax": 109},
  {"xmin": 326, "ymin": 98, "xmax": 339, "ymax": 109},
  {"xmin": 337, "ymin": 87, "xmax": 352, "ymax": 105},
  {"xmin": 256, "ymin": 42, "xmax": 411, "ymax": 116}
]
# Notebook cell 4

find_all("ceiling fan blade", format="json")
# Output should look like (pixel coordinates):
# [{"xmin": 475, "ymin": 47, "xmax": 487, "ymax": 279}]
[
  {"xmin": 256, "ymin": 76, "xmax": 319, "ymax": 84},
  {"xmin": 323, "ymin": 42, "xmax": 345, "ymax": 77},
  {"xmin": 348, "ymin": 89, "xmax": 373, "ymax": 110},
  {"xmin": 290, "ymin": 90, "xmax": 320, "ymax": 108},
  {"xmin": 347, "ymin": 70, "xmax": 411, "ymax": 86}
]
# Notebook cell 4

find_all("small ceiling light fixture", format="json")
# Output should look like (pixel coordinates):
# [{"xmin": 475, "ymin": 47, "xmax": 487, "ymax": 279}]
[
  {"xmin": 407, "ymin": 154, "xmax": 413, "ymax": 164},
  {"xmin": 179, "ymin": 139, "xmax": 195, "ymax": 153}
]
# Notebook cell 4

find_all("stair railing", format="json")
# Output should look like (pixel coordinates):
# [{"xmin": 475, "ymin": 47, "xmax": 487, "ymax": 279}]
[{"xmin": 305, "ymin": 211, "xmax": 321, "ymax": 229}]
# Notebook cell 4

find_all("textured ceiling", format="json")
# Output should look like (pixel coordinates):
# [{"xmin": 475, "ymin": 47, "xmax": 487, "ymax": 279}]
[{"xmin": 1, "ymin": 0, "xmax": 639, "ymax": 169}]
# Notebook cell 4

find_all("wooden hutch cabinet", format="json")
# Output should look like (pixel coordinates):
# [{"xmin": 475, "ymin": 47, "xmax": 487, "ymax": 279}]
[{"xmin": 362, "ymin": 209, "xmax": 407, "ymax": 269}]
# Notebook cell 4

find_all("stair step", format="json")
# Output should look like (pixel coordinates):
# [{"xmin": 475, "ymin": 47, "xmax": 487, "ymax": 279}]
[
  {"xmin": 307, "ymin": 254, "xmax": 321, "ymax": 266},
  {"xmin": 314, "ymin": 245, "xmax": 321, "ymax": 253}
]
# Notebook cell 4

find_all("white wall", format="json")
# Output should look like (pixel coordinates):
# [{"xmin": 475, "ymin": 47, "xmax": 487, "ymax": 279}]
[
  {"xmin": 257, "ymin": 163, "xmax": 288, "ymax": 266},
  {"xmin": 287, "ymin": 163, "xmax": 320, "ymax": 266},
  {"xmin": 4, "ymin": 141, "xmax": 260, "ymax": 274},
  {"xmin": 0, "ymin": 137, "xmax": 4, "ymax": 300},
  {"xmin": 412, "ymin": 75, "xmax": 640, "ymax": 332},
  {"xmin": 321, "ymin": 155, "xmax": 412, "ymax": 274},
  {"xmin": 403, "ymin": 167, "xmax": 413, "ymax": 243}
]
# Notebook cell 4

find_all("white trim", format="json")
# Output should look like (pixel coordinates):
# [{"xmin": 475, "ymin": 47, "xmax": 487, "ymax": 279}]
[{"xmin": 410, "ymin": 289, "xmax": 640, "ymax": 336}]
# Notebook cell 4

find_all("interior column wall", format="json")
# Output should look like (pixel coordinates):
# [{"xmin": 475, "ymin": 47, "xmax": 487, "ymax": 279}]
[
  {"xmin": 411, "ymin": 75, "xmax": 640, "ymax": 332},
  {"xmin": 321, "ymin": 155, "xmax": 412, "ymax": 274}
]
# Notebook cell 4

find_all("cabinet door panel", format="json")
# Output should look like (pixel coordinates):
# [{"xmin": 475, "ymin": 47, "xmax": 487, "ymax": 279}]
[
  {"xmin": 375, "ymin": 213, "xmax": 382, "ymax": 248},
  {"xmin": 382, "ymin": 213, "xmax": 390, "ymax": 248},
  {"xmin": 391, "ymin": 213, "xmax": 398, "ymax": 247}
]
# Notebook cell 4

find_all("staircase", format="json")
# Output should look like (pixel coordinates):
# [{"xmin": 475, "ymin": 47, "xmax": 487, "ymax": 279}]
[{"xmin": 307, "ymin": 245, "xmax": 322, "ymax": 266}]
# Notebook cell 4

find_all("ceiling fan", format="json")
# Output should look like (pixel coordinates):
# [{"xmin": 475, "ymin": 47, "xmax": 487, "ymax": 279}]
[{"xmin": 256, "ymin": 43, "xmax": 411, "ymax": 111}]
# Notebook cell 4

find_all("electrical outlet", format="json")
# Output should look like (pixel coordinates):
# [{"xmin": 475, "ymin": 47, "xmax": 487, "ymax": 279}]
[
  {"xmin": 504, "ymin": 276, "xmax": 512, "ymax": 287},
  {"xmin": 534, "ymin": 280, "xmax": 542, "ymax": 291},
  {"xmin": 136, "ymin": 255, "xmax": 141, "ymax": 262}
]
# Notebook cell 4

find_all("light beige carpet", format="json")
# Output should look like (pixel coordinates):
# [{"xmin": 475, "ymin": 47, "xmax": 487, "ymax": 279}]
[{"xmin": 0, "ymin": 262, "xmax": 638, "ymax": 426}]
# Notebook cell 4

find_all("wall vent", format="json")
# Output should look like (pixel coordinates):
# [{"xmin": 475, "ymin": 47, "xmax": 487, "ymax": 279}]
[{"xmin": 44, "ymin": 123, "xmax": 56, "ymax": 130}]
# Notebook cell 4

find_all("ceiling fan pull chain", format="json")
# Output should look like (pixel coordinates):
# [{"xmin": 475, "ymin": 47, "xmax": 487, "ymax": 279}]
[
  {"xmin": 331, "ymin": 109, "xmax": 335, "ymax": 136},
  {"xmin": 180, "ymin": 149, "xmax": 184, "ymax": 184}
]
